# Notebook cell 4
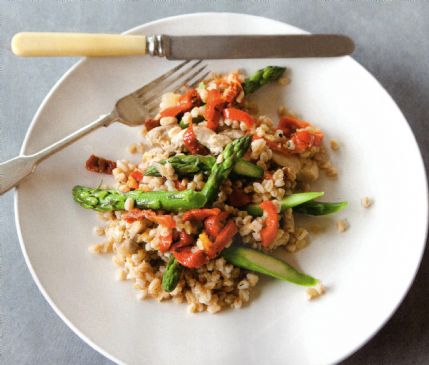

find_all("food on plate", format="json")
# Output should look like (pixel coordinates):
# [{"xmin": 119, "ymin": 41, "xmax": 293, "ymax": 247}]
[{"xmin": 73, "ymin": 66, "xmax": 347, "ymax": 313}]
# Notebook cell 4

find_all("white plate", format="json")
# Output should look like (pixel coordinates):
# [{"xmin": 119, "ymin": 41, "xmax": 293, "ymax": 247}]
[{"xmin": 15, "ymin": 13, "xmax": 428, "ymax": 365}]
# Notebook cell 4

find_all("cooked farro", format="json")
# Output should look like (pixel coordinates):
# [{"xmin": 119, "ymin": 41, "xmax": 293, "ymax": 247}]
[{"xmin": 74, "ymin": 66, "xmax": 350, "ymax": 313}]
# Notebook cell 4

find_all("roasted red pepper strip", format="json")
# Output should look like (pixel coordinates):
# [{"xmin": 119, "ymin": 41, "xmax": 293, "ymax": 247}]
[
  {"xmin": 227, "ymin": 188, "xmax": 252, "ymax": 208},
  {"xmin": 179, "ymin": 88, "xmax": 200, "ymax": 104},
  {"xmin": 183, "ymin": 122, "xmax": 210, "ymax": 155},
  {"xmin": 222, "ymin": 82, "xmax": 242, "ymax": 103},
  {"xmin": 145, "ymin": 118, "xmax": 160, "ymax": 131},
  {"xmin": 85, "ymin": 154, "xmax": 116, "ymax": 174},
  {"xmin": 127, "ymin": 176, "xmax": 139, "ymax": 190},
  {"xmin": 260, "ymin": 201, "xmax": 279, "ymax": 248},
  {"xmin": 223, "ymin": 108, "xmax": 254, "ymax": 128},
  {"xmin": 182, "ymin": 208, "xmax": 221, "ymax": 222},
  {"xmin": 172, "ymin": 231, "xmax": 195, "ymax": 249},
  {"xmin": 204, "ymin": 212, "xmax": 229, "ymax": 238},
  {"xmin": 207, "ymin": 220, "xmax": 238, "ymax": 258},
  {"xmin": 129, "ymin": 170, "xmax": 143, "ymax": 183},
  {"xmin": 159, "ymin": 231, "xmax": 173, "ymax": 253},
  {"xmin": 172, "ymin": 247, "xmax": 209, "ymax": 269},
  {"xmin": 151, "ymin": 215, "xmax": 176, "ymax": 228},
  {"xmin": 205, "ymin": 89, "xmax": 224, "ymax": 131},
  {"xmin": 122, "ymin": 209, "xmax": 176, "ymax": 228},
  {"xmin": 277, "ymin": 115, "xmax": 310, "ymax": 137},
  {"xmin": 291, "ymin": 129, "xmax": 324, "ymax": 153},
  {"xmin": 160, "ymin": 103, "xmax": 193, "ymax": 118},
  {"xmin": 160, "ymin": 89, "xmax": 200, "ymax": 118}
]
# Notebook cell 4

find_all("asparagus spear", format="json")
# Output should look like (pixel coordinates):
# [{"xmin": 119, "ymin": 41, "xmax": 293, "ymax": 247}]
[
  {"xmin": 243, "ymin": 66, "xmax": 286, "ymax": 95},
  {"xmin": 201, "ymin": 135, "xmax": 252, "ymax": 205},
  {"xmin": 162, "ymin": 256, "xmax": 184, "ymax": 292},
  {"xmin": 72, "ymin": 185, "xmax": 206, "ymax": 212},
  {"xmin": 293, "ymin": 201, "xmax": 348, "ymax": 216},
  {"xmin": 221, "ymin": 245, "xmax": 318, "ymax": 286},
  {"xmin": 144, "ymin": 155, "xmax": 214, "ymax": 176},
  {"xmin": 144, "ymin": 155, "xmax": 263, "ymax": 179},
  {"xmin": 246, "ymin": 192, "xmax": 325, "ymax": 216}
]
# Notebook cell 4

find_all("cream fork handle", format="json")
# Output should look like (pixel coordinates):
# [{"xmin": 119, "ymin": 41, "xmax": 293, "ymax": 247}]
[
  {"xmin": 11, "ymin": 32, "xmax": 148, "ymax": 57},
  {"xmin": 0, "ymin": 113, "xmax": 116, "ymax": 195}
]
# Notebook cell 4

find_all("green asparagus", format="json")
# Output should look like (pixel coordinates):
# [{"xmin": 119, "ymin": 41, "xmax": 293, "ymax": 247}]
[
  {"xmin": 72, "ymin": 185, "xmax": 206, "ymax": 212},
  {"xmin": 221, "ymin": 246, "xmax": 318, "ymax": 286},
  {"xmin": 231, "ymin": 159, "xmax": 264, "ymax": 179},
  {"xmin": 201, "ymin": 135, "xmax": 252, "ymax": 205},
  {"xmin": 162, "ymin": 256, "xmax": 184, "ymax": 292},
  {"xmin": 144, "ymin": 155, "xmax": 263, "ymax": 179},
  {"xmin": 243, "ymin": 66, "xmax": 286, "ymax": 95},
  {"xmin": 144, "ymin": 155, "xmax": 214, "ymax": 176},
  {"xmin": 293, "ymin": 201, "xmax": 348, "ymax": 216},
  {"xmin": 246, "ymin": 192, "xmax": 325, "ymax": 216}
]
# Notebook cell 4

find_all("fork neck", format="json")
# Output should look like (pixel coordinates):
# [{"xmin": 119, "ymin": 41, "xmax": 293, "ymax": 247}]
[{"xmin": 27, "ymin": 113, "xmax": 117, "ymax": 162}]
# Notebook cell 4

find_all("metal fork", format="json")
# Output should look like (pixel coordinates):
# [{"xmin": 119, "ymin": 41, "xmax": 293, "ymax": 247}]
[{"xmin": 0, "ymin": 60, "xmax": 209, "ymax": 195}]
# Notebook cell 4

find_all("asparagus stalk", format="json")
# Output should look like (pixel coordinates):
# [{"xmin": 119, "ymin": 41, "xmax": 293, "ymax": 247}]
[
  {"xmin": 162, "ymin": 256, "xmax": 184, "ymax": 292},
  {"xmin": 221, "ymin": 246, "xmax": 318, "ymax": 286},
  {"xmin": 144, "ymin": 155, "xmax": 263, "ymax": 179},
  {"xmin": 246, "ymin": 192, "xmax": 325, "ymax": 216},
  {"xmin": 243, "ymin": 66, "xmax": 286, "ymax": 95},
  {"xmin": 293, "ymin": 201, "xmax": 348, "ymax": 216},
  {"xmin": 201, "ymin": 135, "xmax": 252, "ymax": 205},
  {"xmin": 72, "ymin": 185, "xmax": 206, "ymax": 212},
  {"xmin": 144, "ymin": 155, "xmax": 214, "ymax": 177}
]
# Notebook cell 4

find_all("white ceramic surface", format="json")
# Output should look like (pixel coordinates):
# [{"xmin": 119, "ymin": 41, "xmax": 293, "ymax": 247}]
[{"xmin": 15, "ymin": 13, "xmax": 428, "ymax": 365}]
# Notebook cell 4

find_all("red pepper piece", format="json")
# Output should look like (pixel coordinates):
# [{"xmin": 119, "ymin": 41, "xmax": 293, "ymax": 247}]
[
  {"xmin": 260, "ymin": 200, "xmax": 279, "ymax": 248},
  {"xmin": 172, "ymin": 231, "xmax": 195, "ymax": 250},
  {"xmin": 159, "ymin": 231, "xmax": 173, "ymax": 253},
  {"xmin": 222, "ymin": 82, "xmax": 242, "ymax": 103},
  {"xmin": 85, "ymin": 154, "xmax": 116, "ymax": 174},
  {"xmin": 160, "ymin": 88, "xmax": 200, "ymax": 118},
  {"xmin": 145, "ymin": 118, "xmax": 161, "ymax": 131},
  {"xmin": 172, "ymin": 247, "xmax": 209, "ymax": 269},
  {"xmin": 179, "ymin": 88, "xmax": 200, "ymax": 104},
  {"xmin": 290, "ymin": 129, "xmax": 324, "ymax": 153},
  {"xmin": 129, "ymin": 170, "xmax": 143, "ymax": 183},
  {"xmin": 122, "ymin": 209, "xmax": 176, "ymax": 228},
  {"xmin": 277, "ymin": 116, "xmax": 310, "ymax": 137},
  {"xmin": 182, "ymin": 208, "xmax": 221, "ymax": 222},
  {"xmin": 223, "ymin": 108, "xmax": 254, "ymax": 128},
  {"xmin": 204, "ymin": 212, "xmax": 229, "ymax": 238},
  {"xmin": 207, "ymin": 220, "xmax": 238, "ymax": 258},
  {"xmin": 205, "ymin": 89, "xmax": 224, "ymax": 131},
  {"xmin": 160, "ymin": 103, "xmax": 192, "ymax": 118}
]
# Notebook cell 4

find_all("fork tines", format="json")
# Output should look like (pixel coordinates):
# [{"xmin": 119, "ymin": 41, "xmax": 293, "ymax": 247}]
[{"xmin": 132, "ymin": 60, "xmax": 209, "ymax": 114}]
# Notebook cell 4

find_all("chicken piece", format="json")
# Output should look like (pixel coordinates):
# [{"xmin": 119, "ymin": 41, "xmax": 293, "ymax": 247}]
[
  {"xmin": 297, "ymin": 160, "xmax": 319, "ymax": 182},
  {"xmin": 272, "ymin": 152, "xmax": 302, "ymax": 175}
]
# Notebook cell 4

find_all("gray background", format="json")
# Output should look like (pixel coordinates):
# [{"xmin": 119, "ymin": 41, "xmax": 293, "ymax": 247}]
[{"xmin": 1, "ymin": 1, "xmax": 428, "ymax": 364}]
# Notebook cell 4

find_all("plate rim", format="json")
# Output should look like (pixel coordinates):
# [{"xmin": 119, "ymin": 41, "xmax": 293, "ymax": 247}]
[{"xmin": 13, "ymin": 11, "xmax": 429, "ymax": 365}]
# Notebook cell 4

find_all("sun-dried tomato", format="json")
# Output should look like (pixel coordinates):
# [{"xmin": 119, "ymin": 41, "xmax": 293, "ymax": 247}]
[{"xmin": 85, "ymin": 154, "xmax": 116, "ymax": 174}]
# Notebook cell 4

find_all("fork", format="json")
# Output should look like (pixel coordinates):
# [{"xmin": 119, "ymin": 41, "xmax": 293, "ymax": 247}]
[{"xmin": 0, "ymin": 60, "xmax": 209, "ymax": 195}]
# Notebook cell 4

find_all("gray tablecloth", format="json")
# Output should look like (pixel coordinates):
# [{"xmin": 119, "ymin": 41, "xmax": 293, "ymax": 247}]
[{"xmin": 1, "ymin": 1, "xmax": 428, "ymax": 364}]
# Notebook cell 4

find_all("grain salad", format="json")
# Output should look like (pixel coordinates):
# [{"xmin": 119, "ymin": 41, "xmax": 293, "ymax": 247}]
[{"xmin": 73, "ymin": 66, "xmax": 347, "ymax": 313}]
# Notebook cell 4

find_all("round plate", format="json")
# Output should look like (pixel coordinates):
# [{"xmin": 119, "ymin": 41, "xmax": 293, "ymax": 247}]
[{"xmin": 15, "ymin": 13, "xmax": 428, "ymax": 365}]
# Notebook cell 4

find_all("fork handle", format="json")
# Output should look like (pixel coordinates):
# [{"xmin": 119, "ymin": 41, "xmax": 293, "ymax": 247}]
[
  {"xmin": 0, "ymin": 113, "xmax": 116, "ymax": 195},
  {"xmin": 12, "ymin": 32, "xmax": 148, "ymax": 57}
]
